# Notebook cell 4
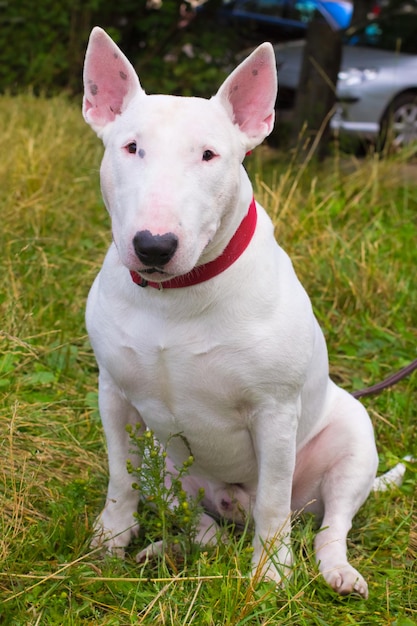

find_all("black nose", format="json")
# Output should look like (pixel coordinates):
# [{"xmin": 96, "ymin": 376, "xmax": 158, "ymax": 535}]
[{"xmin": 132, "ymin": 230, "xmax": 178, "ymax": 267}]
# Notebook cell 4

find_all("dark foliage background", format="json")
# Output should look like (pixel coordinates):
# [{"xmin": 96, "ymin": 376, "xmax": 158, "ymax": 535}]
[{"xmin": 0, "ymin": 0, "xmax": 238, "ymax": 97}]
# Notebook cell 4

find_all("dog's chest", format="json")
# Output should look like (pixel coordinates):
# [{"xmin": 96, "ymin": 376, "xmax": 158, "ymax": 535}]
[
  {"xmin": 111, "ymin": 314, "xmax": 253, "ymax": 419},
  {"xmin": 98, "ymin": 305, "xmax": 266, "ymax": 480}
]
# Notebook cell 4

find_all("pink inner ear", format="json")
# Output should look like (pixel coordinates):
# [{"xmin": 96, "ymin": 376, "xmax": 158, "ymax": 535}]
[
  {"xmin": 231, "ymin": 58, "xmax": 275, "ymax": 131},
  {"xmin": 83, "ymin": 29, "xmax": 139, "ymax": 128},
  {"xmin": 219, "ymin": 44, "xmax": 277, "ymax": 140}
]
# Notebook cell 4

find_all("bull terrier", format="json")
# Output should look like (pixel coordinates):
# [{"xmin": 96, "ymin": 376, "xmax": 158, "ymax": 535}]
[{"xmin": 83, "ymin": 27, "xmax": 379, "ymax": 598}]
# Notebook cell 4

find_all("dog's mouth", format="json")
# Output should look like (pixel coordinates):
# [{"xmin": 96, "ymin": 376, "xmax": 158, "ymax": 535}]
[
  {"xmin": 141, "ymin": 267, "xmax": 167, "ymax": 275},
  {"xmin": 135, "ymin": 267, "xmax": 178, "ymax": 283}
]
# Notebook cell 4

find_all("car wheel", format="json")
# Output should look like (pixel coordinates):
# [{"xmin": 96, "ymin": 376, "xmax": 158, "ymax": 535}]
[{"xmin": 380, "ymin": 92, "xmax": 417, "ymax": 151}]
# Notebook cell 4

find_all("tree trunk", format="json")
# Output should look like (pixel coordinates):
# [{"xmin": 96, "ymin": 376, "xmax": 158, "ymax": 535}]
[{"xmin": 291, "ymin": 19, "xmax": 342, "ymax": 160}]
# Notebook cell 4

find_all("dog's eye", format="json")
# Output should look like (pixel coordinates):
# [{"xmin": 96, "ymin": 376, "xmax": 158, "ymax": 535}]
[
  {"xmin": 202, "ymin": 149, "xmax": 215, "ymax": 162},
  {"xmin": 126, "ymin": 142, "xmax": 137, "ymax": 154}
]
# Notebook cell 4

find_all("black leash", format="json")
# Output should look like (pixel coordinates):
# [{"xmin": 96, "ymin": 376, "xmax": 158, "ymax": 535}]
[{"xmin": 352, "ymin": 357, "xmax": 417, "ymax": 399}]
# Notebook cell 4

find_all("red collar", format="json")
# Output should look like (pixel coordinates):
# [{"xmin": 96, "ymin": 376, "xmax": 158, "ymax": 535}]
[{"xmin": 130, "ymin": 197, "xmax": 257, "ymax": 289}]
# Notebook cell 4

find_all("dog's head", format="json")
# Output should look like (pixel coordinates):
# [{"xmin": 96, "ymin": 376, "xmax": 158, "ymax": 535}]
[{"xmin": 83, "ymin": 28, "xmax": 277, "ymax": 284}]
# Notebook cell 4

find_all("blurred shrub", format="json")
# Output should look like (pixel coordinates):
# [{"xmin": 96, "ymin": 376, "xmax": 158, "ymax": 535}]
[{"xmin": 0, "ymin": 0, "xmax": 238, "ymax": 97}]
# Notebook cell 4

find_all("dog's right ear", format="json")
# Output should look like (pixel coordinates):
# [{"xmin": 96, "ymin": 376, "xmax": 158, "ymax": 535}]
[{"xmin": 83, "ymin": 27, "xmax": 143, "ymax": 137}]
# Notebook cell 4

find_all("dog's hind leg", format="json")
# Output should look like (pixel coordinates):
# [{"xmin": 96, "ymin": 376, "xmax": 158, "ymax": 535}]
[{"xmin": 307, "ymin": 387, "xmax": 378, "ymax": 598}]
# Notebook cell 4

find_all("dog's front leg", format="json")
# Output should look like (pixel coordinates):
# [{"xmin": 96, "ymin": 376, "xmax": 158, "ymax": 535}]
[
  {"xmin": 91, "ymin": 368, "xmax": 144, "ymax": 555},
  {"xmin": 250, "ymin": 408, "xmax": 297, "ymax": 585}
]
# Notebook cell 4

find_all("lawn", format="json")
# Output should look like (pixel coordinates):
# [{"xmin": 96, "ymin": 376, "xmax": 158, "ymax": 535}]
[{"xmin": 0, "ymin": 93, "xmax": 416, "ymax": 625}]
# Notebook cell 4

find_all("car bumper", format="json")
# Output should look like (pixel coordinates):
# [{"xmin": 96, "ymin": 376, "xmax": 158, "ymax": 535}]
[{"xmin": 330, "ymin": 105, "xmax": 380, "ymax": 139}]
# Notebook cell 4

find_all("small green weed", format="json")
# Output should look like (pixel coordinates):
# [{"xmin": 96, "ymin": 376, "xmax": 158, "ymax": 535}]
[{"xmin": 126, "ymin": 427, "xmax": 205, "ymax": 561}]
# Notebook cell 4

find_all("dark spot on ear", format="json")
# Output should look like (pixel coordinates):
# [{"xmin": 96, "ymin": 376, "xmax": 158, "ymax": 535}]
[
  {"xmin": 113, "ymin": 52, "xmax": 119, "ymax": 59},
  {"xmin": 90, "ymin": 83, "xmax": 98, "ymax": 96},
  {"xmin": 138, "ymin": 148, "xmax": 146, "ymax": 158},
  {"xmin": 252, "ymin": 69, "xmax": 258, "ymax": 76},
  {"xmin": 120, "ymin": 71, "xmax": 127, "ymax": 80},
  {"xmin": 233, "ymin": 85, "xmax": 239, "ymax": 92}
]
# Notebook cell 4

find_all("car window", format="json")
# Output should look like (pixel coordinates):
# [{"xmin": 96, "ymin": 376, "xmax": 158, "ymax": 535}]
[{"xmin": 344, "ymin": 12, "xmax": 417, "ymax": 54}]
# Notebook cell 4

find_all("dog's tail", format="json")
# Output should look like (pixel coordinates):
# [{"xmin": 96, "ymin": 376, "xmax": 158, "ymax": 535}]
[{"xmin": 373, "ymin": 455, "xmax": 415, "ymax": 492}]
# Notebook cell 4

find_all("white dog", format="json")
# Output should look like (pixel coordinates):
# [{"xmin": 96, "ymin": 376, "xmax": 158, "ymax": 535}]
[{"xmin": 83, "ymin": 27, "xmax": 379, "ymax": 598}]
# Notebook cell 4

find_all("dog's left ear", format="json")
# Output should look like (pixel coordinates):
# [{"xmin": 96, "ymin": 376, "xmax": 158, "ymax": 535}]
[{"xmin": 215, "ymin": 43, "xmax": 277, "ymax": 150}]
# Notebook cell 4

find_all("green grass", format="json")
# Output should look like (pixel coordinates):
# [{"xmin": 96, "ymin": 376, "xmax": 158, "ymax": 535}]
[{"xmin": 0, "ymin": 93, "xmax": 416, "ymax": 625}]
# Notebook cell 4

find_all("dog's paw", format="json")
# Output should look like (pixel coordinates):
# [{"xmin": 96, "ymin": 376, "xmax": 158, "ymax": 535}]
[
  {"xmin": 90, "ymin": 511, "xmax": 139, "ymax": 556},
  {"xmin": 251, "ymin": 562, "xmax": 287, "ymax": 587},
  {"xmin": 136, "ymin": 540, "xmax": 164, "ymax": 563},
  {"xmin": 251, "ymin": 541, "xmax": 293, "ymax": 587},
  {"xmin": 322, "ymin": 564, "xmax": 368, "ymax": 599},
  {"xmin": 136, "ymin": 540, "xmax": 182, "ymax": 563}
]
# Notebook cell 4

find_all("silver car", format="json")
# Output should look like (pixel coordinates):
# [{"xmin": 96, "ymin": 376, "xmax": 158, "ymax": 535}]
[{"xmin": 274, "ymin": 4, "xmax": 417, "ymax": 148}]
